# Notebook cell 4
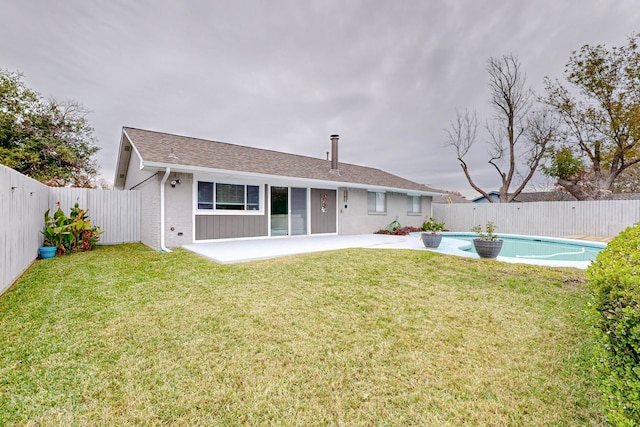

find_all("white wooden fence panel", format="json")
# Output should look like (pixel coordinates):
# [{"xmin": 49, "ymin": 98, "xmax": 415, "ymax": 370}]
[
  {"xmin": 433, "ymin": 200, "xmax": 640, "ymax": 238},
  {"xmin": 49, "ymin": 188, "xmax": 140, "ymax": 244},
  {"xmin": 1, "ymin": 165, "xmax": 141, "ymax": 296},
  {"xmin": 0, "ymin": 166, "xmax": 49, "ymax": 296}
]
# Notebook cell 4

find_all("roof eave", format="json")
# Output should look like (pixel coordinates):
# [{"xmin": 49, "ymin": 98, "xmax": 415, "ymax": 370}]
[
  {"xmin": 114, "ymin": 129, "xmax": 146, "ymax": 190},
  {"xmin": 140, "ymin": 161, "xmax": 442, "ymax": 196},
  {"xmin": 113, "ymin": 130, "xmax": 132, "ymax": 189}
]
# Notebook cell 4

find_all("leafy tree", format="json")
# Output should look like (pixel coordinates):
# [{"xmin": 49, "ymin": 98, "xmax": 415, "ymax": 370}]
[
  {"xmin": 543, "ymin": 34, "xmax": 640, "ymax": 200},
  {"xmin": 446, "ymin": 55, "xmax": 558, "ymax": 203},
  {"xmin": 542, "ymin": 146, "xmax": 584, "ymax": 180},
  {"xmin": 0, "ymin": 69, "xmax": 99, "ymax": 187}
]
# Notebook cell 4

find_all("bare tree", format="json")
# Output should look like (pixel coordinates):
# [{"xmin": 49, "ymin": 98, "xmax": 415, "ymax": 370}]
[
  {"xmin": 446, "ymin": 109, "xmax": 484, "ymax": 195},
  {"xmin": 446, "ymin": 55, "xmax": 557, "ymax": 202}
]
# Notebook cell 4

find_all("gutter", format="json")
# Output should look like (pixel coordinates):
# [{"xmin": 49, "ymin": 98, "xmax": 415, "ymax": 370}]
[
  {"xmin": 141, "ymin": 161, "xmax": 444, "ymax": 196},
  {"xmin": 160, "ymin": 167, "xmax": 172, "ymax": 253}
]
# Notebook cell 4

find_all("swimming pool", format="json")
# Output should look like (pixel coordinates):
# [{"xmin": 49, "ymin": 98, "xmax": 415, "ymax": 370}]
[{"xmin": 412, "ymin": 232, "xmax": 607, "ymax": 269}]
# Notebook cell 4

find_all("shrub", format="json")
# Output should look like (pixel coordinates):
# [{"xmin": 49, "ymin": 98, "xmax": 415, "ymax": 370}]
[
  {"xmin": 421, "ymin": 217, "xmax": 445, "ymax": 233},
  {"xmin": 374, "ymin": 226, "xmax": 422, "ymax": 236},
  {"xmin": 42, "ymin": 202, "xmax": 102, "ymax": 255},
  {"xmin": 586, "ymin": 224, "xmax": 640, "ymax": 426},
  {"xmin": 471, "ymin": 221, "xmax": 499, "ymax": 241}
]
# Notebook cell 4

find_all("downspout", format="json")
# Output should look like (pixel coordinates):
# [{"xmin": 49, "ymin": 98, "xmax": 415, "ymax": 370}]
[
  {"xmin": 160, "ymin": 167, "xmax": 172, "ymax": 252},
  {"xmin": 429, "ymin": 195, "xmax": 433, "ymax": 219}
]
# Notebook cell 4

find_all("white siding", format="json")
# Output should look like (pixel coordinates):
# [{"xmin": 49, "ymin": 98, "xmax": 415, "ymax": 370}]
[{"xmin": 123, "ymin": 149, "xmax": 154, "ymax": 190}]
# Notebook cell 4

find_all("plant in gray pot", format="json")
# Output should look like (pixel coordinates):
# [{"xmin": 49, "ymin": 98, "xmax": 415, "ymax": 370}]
[
  {"xmin": 471, "ymin": 221, "xmax": 503, "ymax": 259},
  {"xmin": 421, "ymin": 217, "xmax": 445, "ymax": 248}
]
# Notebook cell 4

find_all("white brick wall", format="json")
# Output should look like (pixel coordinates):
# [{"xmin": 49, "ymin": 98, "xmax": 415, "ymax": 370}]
[{"xmin": 165, "ymin": 172, "xmax": 194, "ymax": 247}]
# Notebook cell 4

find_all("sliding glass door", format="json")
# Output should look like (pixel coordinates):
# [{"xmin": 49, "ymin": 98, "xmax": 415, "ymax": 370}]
[
  {"xmin": 270, "ymin": 186, "xmax": 308, "ymax": 236},
  {"xmin": 270, "ymin": 186, "xmax": 288, "ymax": 236},
  {"xmin": 290, "ymin": 187, "xmax": 307, "ymax": 235}
]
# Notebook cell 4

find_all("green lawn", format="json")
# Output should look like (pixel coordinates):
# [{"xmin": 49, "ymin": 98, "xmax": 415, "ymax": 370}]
[{"xmin": 0, "ymin": 244, "xmax": 605, "ymax": 426}]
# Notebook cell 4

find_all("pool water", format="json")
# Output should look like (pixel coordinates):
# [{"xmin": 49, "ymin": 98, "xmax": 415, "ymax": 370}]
[{"xmin": 442, "ymin": 233, "xmax": 604, "ymax": 262}]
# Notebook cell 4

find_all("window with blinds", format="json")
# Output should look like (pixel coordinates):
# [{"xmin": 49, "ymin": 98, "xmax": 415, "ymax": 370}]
[{"xmin": 197, "ymin": 181, "xmax": 261, "ymax": 212}]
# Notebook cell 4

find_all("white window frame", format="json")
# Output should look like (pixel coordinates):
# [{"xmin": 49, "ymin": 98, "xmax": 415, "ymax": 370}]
[
  {"xmin": 367, "ymin": 191, "xmax": 386, "ymax": 214},
  {"xmin": 195, "ymin": 179, "xmax": 264, "ymax": 215}
]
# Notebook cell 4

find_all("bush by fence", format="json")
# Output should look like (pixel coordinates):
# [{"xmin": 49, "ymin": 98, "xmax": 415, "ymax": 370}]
[
  {"xmin": 587, "ymin": 225, "xmax": 640, "ymax": 426},
  {"xmin": 42, "ymin": 202, "xmax": 102, "ymax": 255}
]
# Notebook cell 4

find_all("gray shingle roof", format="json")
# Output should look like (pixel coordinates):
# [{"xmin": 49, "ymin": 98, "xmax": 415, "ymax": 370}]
[
  {"xmin": 512, "ymin": 191, "xmax": 577, "ymax": 202},
  {"xmin": 122, "ymin": 127, "xmax": 443, "ymax": 194}
]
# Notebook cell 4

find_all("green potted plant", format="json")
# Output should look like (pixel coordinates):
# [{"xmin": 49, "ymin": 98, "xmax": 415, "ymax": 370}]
[
  {"xmin": 470, "ymin": 221, "xmax": 503, "ymax": 258},
  {"xmin": 40, "ymin": 206, "xmax": 62, "ymax": 259},
  {"xmin": 421, "ymin": 217, "xmax": 445, "ymax": 248},
  {"xmin": 39, "ymin": 202, "xmax": 102, "ymax": 259}
]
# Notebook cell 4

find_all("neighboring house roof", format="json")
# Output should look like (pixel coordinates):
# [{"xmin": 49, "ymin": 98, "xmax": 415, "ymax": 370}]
[
  {"xmin": 472, "ymin": 192, "xmax": 501, "ymax": 203},
  {"xmin": 432, "ymin": 193, "xmax": 472, "ymax": 204},
  {"xmin": 512, "ymin": 191, "xmax": 577, "ymax": 202},
  {"xmin": 606, "ymin": 192, "xmax": 640, "ymax": 200},
  {"xmin": 471, "ymin": 190, "xmax": 640, "ymax": 203},
  {"xmin": 513, "ymin": 191, "xmax": 640, "ymax": 202},
  {"xmin": 473, "ymin": 191, "xmax": 577, "ymax": 203},
  {"xmin": 115, "ymin": 127, "xmax": 445, "ymax": 195}
]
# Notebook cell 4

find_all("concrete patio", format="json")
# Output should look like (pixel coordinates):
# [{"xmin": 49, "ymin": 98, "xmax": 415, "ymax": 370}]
[
  {"xmin": 183, "ymin": 234, "xmax": 430, "ymax": 263},
  {"xmin": 182, "ymin": 233, "xmax": 605, "ymax": 269}
]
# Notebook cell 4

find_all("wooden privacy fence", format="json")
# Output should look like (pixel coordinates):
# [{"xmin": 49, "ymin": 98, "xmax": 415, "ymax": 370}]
[
  {"xmin": 1, "ymin": 166, "xmax": 50, "ymax": 296},
  {"xmin": 432, "ymin": 200, "xmax": 640, "ymax": 238},
  {"xmin": 49, "ymin": 187, "xmax": 140, "ymax": 245},
  {"xmin": 1, "ymin": 165, "xmax": 140, "ymax": 296}
]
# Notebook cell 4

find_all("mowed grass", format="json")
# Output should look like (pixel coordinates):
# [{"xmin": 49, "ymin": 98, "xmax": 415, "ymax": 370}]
[{"xmin": 0, "ymin": 244, "xmax": 605, "ymax": 426}]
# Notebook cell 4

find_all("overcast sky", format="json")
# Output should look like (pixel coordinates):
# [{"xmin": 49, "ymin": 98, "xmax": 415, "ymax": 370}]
[{"xmin": 2, "ymin": 1, "xmax": 639, "ymax": 197}]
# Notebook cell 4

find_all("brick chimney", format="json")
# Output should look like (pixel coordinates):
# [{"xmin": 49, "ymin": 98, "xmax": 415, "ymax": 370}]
[{"xmin": 330, "ymin": 134, "xmax": 339, "ymax": 173}]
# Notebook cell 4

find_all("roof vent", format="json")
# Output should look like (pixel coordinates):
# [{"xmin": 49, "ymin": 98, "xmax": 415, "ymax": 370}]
[{"xmin": 167, "ymin": 147, "xmax": 178, "ymax": 160}]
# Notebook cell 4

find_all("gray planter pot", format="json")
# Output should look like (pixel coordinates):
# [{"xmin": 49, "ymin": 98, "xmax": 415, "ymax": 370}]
[
  {"xmin": 421, "ymin": 233, "xmax": 443, "ymax": 248},
  {"xmin": 473, "ymin": 238, "xmax": 503, "ymax": 259}
]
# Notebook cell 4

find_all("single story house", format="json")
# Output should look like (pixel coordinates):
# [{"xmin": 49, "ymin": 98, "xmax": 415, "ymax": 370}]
[{"xmin": 114, "ymin": 127, "xmax": 445, "ymax": 250}]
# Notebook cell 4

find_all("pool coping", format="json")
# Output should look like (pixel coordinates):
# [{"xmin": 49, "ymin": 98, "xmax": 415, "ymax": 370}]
[{"xmin": 429, "ymin": 232, "xmax": 607, "ymax": 269}]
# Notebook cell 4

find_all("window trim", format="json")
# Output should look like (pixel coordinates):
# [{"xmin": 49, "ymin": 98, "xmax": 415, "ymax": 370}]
[{"xmin": 195, "ymin": 179, "xmax": 264, "ymax": 215}]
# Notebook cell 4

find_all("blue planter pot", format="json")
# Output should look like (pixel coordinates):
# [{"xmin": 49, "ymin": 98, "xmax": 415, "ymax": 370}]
[{"xmin": 39, "ymin": 246, "xmax": 57, "ymax": 259}]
